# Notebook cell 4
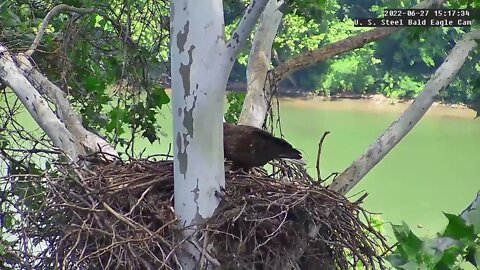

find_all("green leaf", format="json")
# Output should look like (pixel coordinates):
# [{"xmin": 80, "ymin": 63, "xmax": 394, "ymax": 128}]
[
  {"xmin": 45, "ymin": 160, "xmax": 51, "ymax": 170},
  {"xmin": 142, "ymin": 126, "xmax": 157, "ymax": 144},
  {"xmin": 2, "ymin": 214, "xmax": 13, "ymax": 229},
  {"xmin": 392, "ymin": 222, "xmax": 424, "ymax": 257},
  {"xmin": 385, "ymin": 253, "xmax": 407, "ymax": 267},
  {"xmin": 465, "ymin": 245, "xmax": 480, "ymax": 266},
  {"xmin": 397, "ymin": 261, "xmax": 421, "ymax": 270},
  {"xmin": 85, "ymin": 76, "xmax": 104, "ymax": 92},
  {"xmin": 435, "ymin": 244, "xmax": 463, "ymax": 269},
  {"xmin": 443, "ymin": 212, "xmax": 475, "ymax": 240},
  {"xmin": 151, "ymin": 86, "xmax": 170, "ymax": 109}
]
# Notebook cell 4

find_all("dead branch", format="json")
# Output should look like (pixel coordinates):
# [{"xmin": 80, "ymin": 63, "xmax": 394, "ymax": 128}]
[{"xmin": 316, "ymin": 131, "xmax": 330, "ymax": 182}]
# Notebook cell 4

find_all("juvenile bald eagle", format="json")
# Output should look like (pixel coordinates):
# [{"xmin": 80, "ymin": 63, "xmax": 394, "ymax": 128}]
[{"xmin": 223, "ymin": 122, "xmax": 303, "ymax": 171}]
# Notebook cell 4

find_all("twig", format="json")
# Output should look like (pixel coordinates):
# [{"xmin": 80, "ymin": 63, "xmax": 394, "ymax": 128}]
[
  {"xmin": 316, "ymin": 131, "xmax": 330, "ymax": 182},
  {"xmin": 189, "ymin": 238, "xmax": 221, "ymax": 267},
  {"xmin": 127, "ymin": 185, "xmax": 153, "ymax": 216},
  {"xmin": 102, "ymin": 202, "xmax": 139, "ymax": 230}
]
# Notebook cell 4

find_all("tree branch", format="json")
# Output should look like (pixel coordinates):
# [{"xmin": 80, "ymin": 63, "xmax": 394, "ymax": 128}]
[
  {"xmin": 238, "ymin": 0, "xmax": 283, "ymax": 127},
  {"xmin": 461, "ymin": 191, "xmax": 480, "ymax": 225},
  {"xmin": 329, "ymin": 29, "xmax": 480, "ymax": 194},
  {"xmin": 15, "ymin": 54, "xmax": 118, "ymax": 158},
  {"xmin": 25, "ymin": 4, "xmax": 96, "ymax": 57},
  {"xmin": 271, "ymin": 0, "xmax": 446, "ymax": 82},
  {"xmin": 226, "ymin": 0, "xmax": 270, "ymax": 58},
  {"xmin": 0, "ymin": 45, "xmax": 83, "ymax": 161}
]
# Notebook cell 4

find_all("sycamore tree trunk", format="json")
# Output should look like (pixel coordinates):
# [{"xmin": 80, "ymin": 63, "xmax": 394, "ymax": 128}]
[
  {"xmin": 238, "ymin": 0, "xmax": 283, "ymax": 127},
  {"xmin": 170, "ymin": 0, "xmax": 268, "ymax": 267},
  {"xmin": 171, "ymin": 0, "xmax": 229, "ymax": 230}
]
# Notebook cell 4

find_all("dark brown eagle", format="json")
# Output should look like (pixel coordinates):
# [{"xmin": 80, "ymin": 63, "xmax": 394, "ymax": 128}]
[{"xmin": 223, "ymin": 122, "xmax": 303, "ymax": 171}]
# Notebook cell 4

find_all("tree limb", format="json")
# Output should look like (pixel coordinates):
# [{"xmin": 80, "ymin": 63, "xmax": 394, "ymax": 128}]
[
  {"xmin": 226, "ymin": 0, "xmax": 270, "ymax": 58},
  {"xmin": 329, "ymin": 29, "xmax": 480, "ymax": 194},
  {"xmin": 0, "ymin": 45, "xmax": 83, "ymax": 161},
  {"xmin": 237, "ymin": 0, "xmax": 283, "ymax": 127},
  {"xmin": 271, "ymin": 0, "xmax": 446, "ymax": 82},
  {"xmin": 25, "ymin": 4, "xmax": 96, "ymax": 57},
  {"xmin": 15, "ymin": 54, "xmax": 118, "ymax": 158},
  {"xmin": 278, "ymin": 14, "xmax": 474, "ymax": 269},
  {"xmin": 461, "ymin": 191, "xmax": 480, "ymax": 225}
]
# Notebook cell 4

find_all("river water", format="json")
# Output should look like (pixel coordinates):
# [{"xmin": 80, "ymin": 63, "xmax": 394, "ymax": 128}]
[{"xmin": 279, "ymin": 97, "xmax": 480, "ymax": 239}]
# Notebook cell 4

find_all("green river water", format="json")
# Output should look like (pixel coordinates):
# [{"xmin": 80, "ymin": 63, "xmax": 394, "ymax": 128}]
[{"xmin": 279, "ymin": 98, "xmax": 480, "ymax": 241}]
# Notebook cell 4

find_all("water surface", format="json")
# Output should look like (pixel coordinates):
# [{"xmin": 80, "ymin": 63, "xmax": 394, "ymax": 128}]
[{"xmin": 279, "ymin": 98, "xmax": 480, "ymax": 239}]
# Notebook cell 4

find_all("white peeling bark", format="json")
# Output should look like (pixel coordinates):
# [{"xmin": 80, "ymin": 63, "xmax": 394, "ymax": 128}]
[
  {"xmin": 15, "ymin": 54, "xmax": 118, "ymax": 158},
  {"xmin": 172, "ymin": 0, "xmax": 229, "ymax": 230},
  {"xmin": 171, "ymin": 0, "xmax": 268, "ymax": 267},
  {"xmin": 0, "ymin": 45, "xmax": 83, "ymax": 161},
  {"xmin": 238, "ymin": 0, "xmax": 283, "ymax": 128},
  {"xmin": 226, "ymin": 0, "xmax": 271, "ymax": 57},
  {"xmin": 25, "ymin": 4, "xmax": 96, "ymax": 57},
  {"xmin": 461, "ymin": 191, "xmax": 480, "ymax": 226},
  {"xmin": 171, "ymin": 1, "xmax": 230, "ymax": 268},
  {"xmin": 329, "ymin": 29, "xmax": 480, "ymax": 195}
]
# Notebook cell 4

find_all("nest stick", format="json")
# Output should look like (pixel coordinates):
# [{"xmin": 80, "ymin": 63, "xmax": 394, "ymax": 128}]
[{"xmin": 316, "ymin": 131, "xmax": 331, "ymax": 182}]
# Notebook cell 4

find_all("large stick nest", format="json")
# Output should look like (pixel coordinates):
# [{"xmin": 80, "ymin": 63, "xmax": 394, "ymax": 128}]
[{"xmin": 3, "ymin": 156, "xmax": 387, "ymax": 269}]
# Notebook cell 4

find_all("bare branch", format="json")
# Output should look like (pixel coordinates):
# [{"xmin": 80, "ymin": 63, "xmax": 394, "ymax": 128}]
[
  {"xmin": 25, "ymin": 4, "xmax": 96, "ymax": 57},
  {"xmin": 226, "ymin": 0, "xmax": 270, "ymax": 58},
  {"xmin": 316, "ymin": 131, "xmax": 330, "ymax": 182},
  {"xmin": 15, "ymin": 54, "xmax": 118, "ymax": 158},
  {"xmin": 272, "ymin": 0, "xmax": 446, "ymax": 82},
  {"xmin": 0, "ymin": 45, "xmax": 83, "ymax": 160},
  {"xmin": 238, "ymin": 0, "xmax": 283, "ymax": 127},
  {"xmin": 242, "ymin": 0, "xmax": 447, "ymax": 129},
  {"xmin": 329, "ymin": 29, "xmax": 480, "ymax": 195}
]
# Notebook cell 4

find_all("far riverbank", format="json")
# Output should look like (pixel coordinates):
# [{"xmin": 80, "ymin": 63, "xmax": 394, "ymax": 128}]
[{"xmin": 279, "ymin": 94, "xmax": 476, "ymax": 119}]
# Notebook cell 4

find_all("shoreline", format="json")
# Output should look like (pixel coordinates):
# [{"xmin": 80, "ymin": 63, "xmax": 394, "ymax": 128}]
[
  {"xmin": 167, "ymin": 88, "xmax": 476, "ymax": 119},
  {"xmin": 278, "ymin": 94, "xmax": 477, "ymax": 119}
]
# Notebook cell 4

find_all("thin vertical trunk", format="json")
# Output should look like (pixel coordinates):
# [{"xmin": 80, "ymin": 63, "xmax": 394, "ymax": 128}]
[{"xmin": 238, "ymin": 0, "xmax": 283, "ymax": 128}]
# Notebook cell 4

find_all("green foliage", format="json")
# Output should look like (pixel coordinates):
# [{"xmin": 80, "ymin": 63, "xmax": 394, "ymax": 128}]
[
  {"xmin": 227, "ymin": 0, "xmax": 480, "ymax": 109},
  {"xmin": 0, "ymin": 0, "xmax": 171, "ymax": 153},
  {"xmin": 387, "ymin": 212, "xmax": 480, "ymax": 269},
  {"xmin": 382, "ymin": 73, "xmax": 424, "ymax": 99},
  {"xmin": 225, "ymin": 92, "xmax": 245, "ymax": 124}
]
